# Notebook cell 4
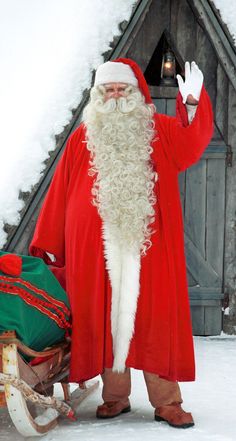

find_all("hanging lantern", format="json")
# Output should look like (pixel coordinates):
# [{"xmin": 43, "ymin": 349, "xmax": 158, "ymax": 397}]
[{"xmin": 160, "ymin": 50, "xmax": 177, "ymax": 86}]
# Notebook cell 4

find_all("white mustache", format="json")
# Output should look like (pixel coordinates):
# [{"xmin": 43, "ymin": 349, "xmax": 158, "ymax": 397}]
[{"xmin": 94, "ymin": 96, "xmax": 138, "ymax": 114}]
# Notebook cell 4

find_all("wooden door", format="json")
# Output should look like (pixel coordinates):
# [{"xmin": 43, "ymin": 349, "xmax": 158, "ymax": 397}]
[{"xmin": 153, "ymin": 91, "xmax": 225, "ymax": 335}]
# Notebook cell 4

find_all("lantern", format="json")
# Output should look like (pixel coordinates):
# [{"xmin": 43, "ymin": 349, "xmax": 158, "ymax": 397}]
[{"xmin": 160, "ymin": 50, "xmax": 177, "ymax": 86}]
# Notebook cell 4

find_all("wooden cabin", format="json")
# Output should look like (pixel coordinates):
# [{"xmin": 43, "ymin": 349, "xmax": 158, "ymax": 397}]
[{"xmin": 5, "ymin": 0, "xmax": 236, "ymax": 335}]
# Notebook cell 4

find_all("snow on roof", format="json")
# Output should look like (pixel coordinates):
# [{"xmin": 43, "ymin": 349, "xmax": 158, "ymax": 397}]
[
  {"xmin": 0, "ymin": 0, "xmax": 135, "ymax": 247},
  {"xmin": 212, "ymin": 0, "xmax": 236, "ymax": 44}
]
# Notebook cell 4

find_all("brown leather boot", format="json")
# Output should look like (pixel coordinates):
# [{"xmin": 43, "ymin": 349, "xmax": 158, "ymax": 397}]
[
  {"xmin": 155, "ymin": 403, "xmax": 194, "ymax": 428},
  {"xmin": 96, "ymin": 400, "xmax": 131, "ymax": 419}
]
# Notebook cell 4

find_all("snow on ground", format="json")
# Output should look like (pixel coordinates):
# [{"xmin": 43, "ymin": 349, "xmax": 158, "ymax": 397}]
[
  {"xmin": 213, "ymin": 1, "xmax": 236, "ymax": 43},
  {"xmin": 0, "ymin": 336, "xmax": 236, "ymax": 441},
  {"xmin": 0, "ymin": 0, "xmax": 134, "ymax": 247}
]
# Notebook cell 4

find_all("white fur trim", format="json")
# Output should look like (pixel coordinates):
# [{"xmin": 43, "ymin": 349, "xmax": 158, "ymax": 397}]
[
  {"xmin": 102, "ymin": 224, "xmax": 122, "ymax": 340},
  {"xmin": 103, "ymin": 222, "xmax": 141, "ymax": 373},
  {"xmin": 94, "ymin": 61, "xmax": 138, "ymax": 87},
  {"xmin": 112, "ymin": 251, "xmax": 140, "ymax": 372}
]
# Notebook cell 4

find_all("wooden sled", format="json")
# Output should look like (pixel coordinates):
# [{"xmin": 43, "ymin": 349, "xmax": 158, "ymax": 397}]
[{"xmin": 0, "ymin": 331, "xmax": 99, "ymax": 437}]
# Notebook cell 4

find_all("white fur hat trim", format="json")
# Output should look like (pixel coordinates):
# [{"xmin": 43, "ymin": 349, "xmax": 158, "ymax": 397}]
[{"xmin": 94, "ymin": 61, "xmax": 138, "ymax": 87}]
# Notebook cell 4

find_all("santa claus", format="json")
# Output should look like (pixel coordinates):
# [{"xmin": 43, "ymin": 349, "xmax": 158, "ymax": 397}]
[{"xmin": 30, "ymin": 58, "xmax": 213, "ymax": 428}]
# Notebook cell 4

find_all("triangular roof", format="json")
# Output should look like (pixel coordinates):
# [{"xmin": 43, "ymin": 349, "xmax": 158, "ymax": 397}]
[{"xmin": 190, "ymin": 0, "xmax": 236, "ymax": 89}]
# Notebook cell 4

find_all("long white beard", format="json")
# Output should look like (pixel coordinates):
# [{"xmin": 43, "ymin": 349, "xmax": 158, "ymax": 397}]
[
  {"xmin": 83, "ymin": 86, "xmax": 157, "ymax": 372},
  {"xmin": 83, "ymin": 86, "xmax": 157, "ymax": 255}
]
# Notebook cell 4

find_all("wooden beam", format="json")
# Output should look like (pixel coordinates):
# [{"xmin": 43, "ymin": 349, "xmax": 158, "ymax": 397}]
[
  {"xmin": 110, "ymin": 0, "xmax": 152, "ymax": 58},
  {"xmin": 150, "ymin": 86, "xmax": 178, "ymax": 98},
  {"xmin": 184, "ymin": 232, "xmax": 222, "ymax": 287},
  {"xmin": 189, "ymin": 287, "xmax": 223, "ymax": 300},
  {"xmin": 187, "ymin": 0, "xmax": 236, "ymax": 90}
]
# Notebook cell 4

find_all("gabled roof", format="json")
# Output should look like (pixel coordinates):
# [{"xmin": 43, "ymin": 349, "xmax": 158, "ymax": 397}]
[{"xmin": 188, "ymin": 0, "xmax": 236, "ymax": 90}]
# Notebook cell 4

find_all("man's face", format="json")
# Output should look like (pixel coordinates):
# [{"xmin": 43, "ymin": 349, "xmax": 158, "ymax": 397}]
[{"xmin": 103, "ymin": 82, "xmax": 129, "ymax": 102}]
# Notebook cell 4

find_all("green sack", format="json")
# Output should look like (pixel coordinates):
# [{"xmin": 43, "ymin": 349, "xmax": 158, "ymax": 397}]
[{"xmin": 0, "ymin": 251, "xmax": 71, "ymax": 352}]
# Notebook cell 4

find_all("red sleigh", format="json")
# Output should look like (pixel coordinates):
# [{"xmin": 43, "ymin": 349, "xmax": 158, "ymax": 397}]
[
  {"xmin": 0, "ymin": 253, "xmax": 99, "ymax": 437},
  {"xmin": 0, "ymin": 331, "xmax": 98, "ymax": 437},
  {"xmin": 0, "ymin": 331, "xmax": 98, "ymax": 436}
]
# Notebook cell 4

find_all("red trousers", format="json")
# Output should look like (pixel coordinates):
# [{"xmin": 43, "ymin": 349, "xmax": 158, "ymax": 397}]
[{"xmin": 102, "ymin": 368, "xmax": 182, "ymax": 408}]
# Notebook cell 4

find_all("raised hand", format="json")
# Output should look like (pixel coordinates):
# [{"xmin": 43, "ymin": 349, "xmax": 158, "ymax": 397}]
[{"xmin": 177, "ymin": 61, "xmax": 203, "ymax": 104}]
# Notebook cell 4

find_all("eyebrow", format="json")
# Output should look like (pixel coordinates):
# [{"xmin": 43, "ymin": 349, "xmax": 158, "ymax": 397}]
[{"xmin": 104, "ymin": 84, "xmax": 128, "ymax": 89}]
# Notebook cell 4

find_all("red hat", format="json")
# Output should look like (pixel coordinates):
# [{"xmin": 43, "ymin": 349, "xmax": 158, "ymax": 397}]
[{"xmin": 94, "ymin": 57, "xmax": 152, "ymax": 104}]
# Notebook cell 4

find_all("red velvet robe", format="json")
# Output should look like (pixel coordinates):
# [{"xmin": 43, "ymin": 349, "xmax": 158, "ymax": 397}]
[{"xmin": 30, "ymin": 87, "xmax": 213, "ymax": 383}]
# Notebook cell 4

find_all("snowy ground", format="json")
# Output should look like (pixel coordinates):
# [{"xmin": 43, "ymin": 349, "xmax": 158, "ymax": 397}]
[{"xmin": 0, "ymin": 336, "xmax": 236, "ymax": 441}]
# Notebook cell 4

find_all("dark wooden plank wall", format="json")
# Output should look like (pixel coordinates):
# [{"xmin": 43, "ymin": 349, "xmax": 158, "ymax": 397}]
[
  {"xmin": 216, "ymin": 64, "xmax": 228, "ymax": 140},
  {"xmin": 126, "ymin": 0, "xmax": 170, "ymax": 71},
  {"xmin": 171, "ymin": 0, "xmax": 198, "ymax": 61},
  {"xmin": 206, "ymin": 159, "xmax": 225, "ymax": 278},
  {"xmin": 224, "ymin": 83, "xmax": 236, "ymax": 333},
  {"xmin": 170, "ymin": 0, "xmax": 218, "ymax": 110},
  {"xmin": 126, "ymin": 0, "xmax": 220, "ymax": 130},
  {"xmin": 153, "ymin": 96, "xmax": 225, "ymax": 336},
  {"xmin": 168, "ymin": 0, "xmax": 226, "ymax": 334},
  {"xmin": 125, "ymin": 0, "xmax": 231, "ymax": 334},
  {"xmin": 185, "ymin": 162, "xmax": 206, "ymax": 262}
]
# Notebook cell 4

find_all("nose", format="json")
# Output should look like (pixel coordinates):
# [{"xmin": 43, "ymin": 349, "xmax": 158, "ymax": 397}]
[
  {"xmin": 113, "ymin": 90, "xmax": 122, "ymax": 98},
  {"xmin": 104, "ymin": 89, "xmax": 125, "ymax": 102}
]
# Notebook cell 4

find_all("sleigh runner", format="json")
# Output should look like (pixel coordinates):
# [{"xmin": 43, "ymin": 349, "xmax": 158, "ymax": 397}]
[{"xmin": 0, "ymin": 252, "xmax": 99, "ymax": 437}]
